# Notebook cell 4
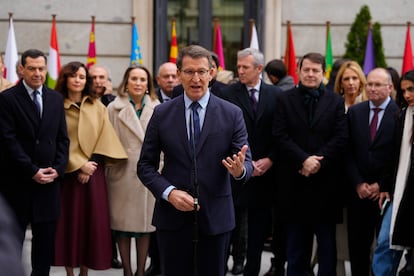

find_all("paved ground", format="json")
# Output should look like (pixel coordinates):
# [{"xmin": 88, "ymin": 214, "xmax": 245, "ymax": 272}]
[
  {"xmin": 28, "ymin": 229, "xmax": 409, "ymax": 276},
  {"xmin": 22, "ymin": 229, "xmax": 274, "ymax": 276}
]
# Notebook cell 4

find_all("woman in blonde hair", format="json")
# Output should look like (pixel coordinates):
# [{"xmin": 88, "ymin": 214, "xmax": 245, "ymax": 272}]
[
  {"xmin": 106, "ymin": 65, "xmax": 160, "ymax": 276},
  {"xmin": 334, "ymin": 60, "xmax": 368, "ymax": 112}
]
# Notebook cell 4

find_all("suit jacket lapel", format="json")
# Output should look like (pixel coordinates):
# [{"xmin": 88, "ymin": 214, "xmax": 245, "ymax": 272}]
[
  {"xmin": 255, "ymin": 84, "xmax": 269, "ymax": 121},
  {"xmin": 374, "ymin": 101, "xmax": 396, "ymax": 143},
  {"xmin": 196, "ymin": 95, "xmax": 217, "ymax": 155},
  {"xmin": 172, "ymin": 98, "xmax": 194, "ymax": 159},
  {"xmin": 289, "ymin": 90, "xmax": 308, "ymax": 126},
  {"xmin": 238, "ymin": 84, "xmax": 255, "ymax": 120},
  {"xmin": 311, "ymin": 91, "xmax": 335, "ymax": 127},
  {"xmin": 17, "ymin": 85, "xmax": 41, "ymax": 126}
]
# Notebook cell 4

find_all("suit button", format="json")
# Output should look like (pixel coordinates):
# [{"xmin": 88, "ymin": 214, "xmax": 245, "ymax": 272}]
[{"xmin": 36, "ymin": 140, "xmax": 40, "ymax": 144}]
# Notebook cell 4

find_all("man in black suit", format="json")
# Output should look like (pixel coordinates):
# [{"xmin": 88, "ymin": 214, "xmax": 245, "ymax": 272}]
[
  {"xmin": 0, "ymin": 49, "xmax": 69, "ymax": 276},
  {"xmin": 217, "ymin": 47, "xmax": 281, "ymax": 276},
  {"xmin": 138, "ymin": 45, "xmax": 253, "ymax": 276},
  {"xmin": 273, "ymin": 52, "xmax": 348, "ymax": 276},
  {"xmin": 346, "ymin": 67, "xmax": 399, "ymax": 276},
  {"xmin": 155, "ymin": 62, "xmax": 179, "ymax": 103}
]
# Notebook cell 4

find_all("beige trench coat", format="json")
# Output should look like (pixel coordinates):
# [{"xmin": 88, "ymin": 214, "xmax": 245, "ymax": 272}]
[{"xmin": 106, "ymin": 95, "xmax": 160, "ymax": 233}]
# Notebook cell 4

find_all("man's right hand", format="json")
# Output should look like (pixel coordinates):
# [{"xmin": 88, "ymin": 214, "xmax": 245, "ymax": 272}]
[{"xmin": 168, "ymin": 189, "xmax": 200, "ymax": 212}]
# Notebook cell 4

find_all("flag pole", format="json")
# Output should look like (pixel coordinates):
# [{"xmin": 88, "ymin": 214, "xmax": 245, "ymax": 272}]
[
  {"xmin": 249, "ymin": 18, "xmax": 255, "ymax": 45},
  {"xmin": 213, "ymin": 18, "xmax": 218, "ymax": 51},
  {"xmin": 326, "ymin": 21, "xmax": 330, "ymax": 42}
]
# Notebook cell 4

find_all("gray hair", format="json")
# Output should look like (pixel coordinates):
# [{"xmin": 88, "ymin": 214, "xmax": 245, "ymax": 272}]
[{"xmin": 237, "ymin": 48, "xmax": 264, "ymax": 67}]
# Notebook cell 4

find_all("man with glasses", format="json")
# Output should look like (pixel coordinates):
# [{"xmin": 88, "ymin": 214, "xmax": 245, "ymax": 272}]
[
  {"xmin": 346, "ymin": 67, "xmax": 399, "ymax": 275},
  {"xmin": 138, "ymin": 45, "xmax": 253, "ymax": 276}
]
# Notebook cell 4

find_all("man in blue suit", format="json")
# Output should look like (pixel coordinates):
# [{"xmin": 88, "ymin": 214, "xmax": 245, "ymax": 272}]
[
  {"xmin": 0, "ymin": 49, "xmax": 69, "ymax": 276},
  {"xmin": 138, "ymin": 45, "xmax": 253, "ymax": 276}
]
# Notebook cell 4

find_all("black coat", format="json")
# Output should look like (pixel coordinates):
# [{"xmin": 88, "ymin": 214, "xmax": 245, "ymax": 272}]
[
  {"xmin": 0, "ymin": 81, "xmax": 69, "ymax": 224},
  {"xmin": 217, "ymin": 81, "xmax": 281, "ymax": 207},
  {"xmin": 272, "ymin": 85, "xmax": 348, "ymax": 223}
]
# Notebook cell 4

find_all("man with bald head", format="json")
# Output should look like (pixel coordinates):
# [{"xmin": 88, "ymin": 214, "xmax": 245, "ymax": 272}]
[
  {"xmin": 346, "ymin": 67, "xmax": 399, "ymax": 276},
  {"xmin": 89, "ymin": 65, "xmax": 116, "ymax": 106},
  {"xmin": 156, "ymin": 62, "xmax": 179, "ymax": 103}
]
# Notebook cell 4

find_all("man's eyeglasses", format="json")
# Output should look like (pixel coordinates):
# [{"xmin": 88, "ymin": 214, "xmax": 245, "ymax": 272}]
[
  {"xmin": 181, "ymin": 69, "xmax": 209, "ymax": 78},
  {"xmin": 365, "ymin": 83, "xmax": 390, "ymax": 89}
]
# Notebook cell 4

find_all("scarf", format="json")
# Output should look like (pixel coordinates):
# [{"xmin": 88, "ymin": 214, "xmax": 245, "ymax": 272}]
[
  {"xmin": 390, "ymin": 106, "xmax": 413, "ymax": 250},
  {"xmin": 299, "ymin": 82, "xmax": 322, "ymax": 125}
]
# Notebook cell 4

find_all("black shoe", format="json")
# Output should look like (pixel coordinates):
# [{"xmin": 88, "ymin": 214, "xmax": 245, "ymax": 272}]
[
  {"xmin": 231, "ymin": 263, "xmax": 244, "ymax": 275},
  {"xmin": 264, "ymin": 257, "xmax": 285, "ymax": 276},
  {"xmin": 145, "ymin": 264, "xmax": 161, "ymax": 276},
  {"xmin": 399, "ymin": 265, "xmax": 413, "ymax": 276},
  {"xmin": 111, "ymin": 258, "xmax": 122, "ymax": 269}
]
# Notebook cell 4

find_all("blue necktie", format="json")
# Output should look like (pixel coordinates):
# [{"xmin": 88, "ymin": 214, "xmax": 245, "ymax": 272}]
[
  {"xmin": 32, "ymin": 90, "xmax": 41, "ymax": 117},
  {"xmin": 189, "ymin": 101, "xmax": 201, "ymax": 147}
]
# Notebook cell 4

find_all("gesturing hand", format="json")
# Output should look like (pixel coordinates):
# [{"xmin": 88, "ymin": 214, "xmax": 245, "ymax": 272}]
[{"xmin": 222, "ymin": 145, "xmax": 248, "ymax": 178}]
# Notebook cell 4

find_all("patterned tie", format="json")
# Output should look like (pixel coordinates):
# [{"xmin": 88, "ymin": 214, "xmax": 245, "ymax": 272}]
[
  {"xmin": 189, "ymin": 101, "xmax": 201, "ymax": 147},
  {"xmin": 32, "ymin": 90, "xmax": 41, "ymax": 117},
  {"xmin": 370, "ymin": 107, "xmax": 381, "ymax": 141},
  {"xmin": 250, "ymin": 88, "xmax": 257, "ymax": 113}
]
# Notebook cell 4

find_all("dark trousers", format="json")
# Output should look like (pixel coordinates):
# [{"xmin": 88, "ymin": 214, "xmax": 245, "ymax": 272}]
[
  {"xmin": 148, "ymin": 231, "xmax": 161, "ymax": 268},
  {"xmin": 157, "ymin": 226, "xmax": 231, "ymax": 276},
  {"xmin": 347, "ymin": 197, "xmax": 381, "ymax": 276},
  {"xmin": 243, "ymin": 207, "xmax": 272, "ymax": 276},
  {"xmin": 270, "ymin": 207, "xmax": 287, "ymax": 275},
  {"xmin": 229, "ymin": 206, "xmax": 247, "ymax": 265},
  {"xmin": 286, "ymin": 223, "xmax": 336, "ymax": 276},
  {"xmin": 16, "ymin": 220, "xmax": 56, "ymax": 276}
]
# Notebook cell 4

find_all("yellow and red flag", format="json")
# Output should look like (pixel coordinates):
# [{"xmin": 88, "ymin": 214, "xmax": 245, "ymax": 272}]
[
  {"xmin": 169, "ymin": 18, "xmax": 178, "ymax": 63},
  {"xmin": 86, "ymin": 16, "xmax": 96, "ymax": 68}
]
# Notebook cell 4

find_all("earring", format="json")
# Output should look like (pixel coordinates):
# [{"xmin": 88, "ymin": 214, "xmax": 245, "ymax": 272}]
[{"xmin": 145, "ymin": 90, "xmax": 149, "ymax": 94}]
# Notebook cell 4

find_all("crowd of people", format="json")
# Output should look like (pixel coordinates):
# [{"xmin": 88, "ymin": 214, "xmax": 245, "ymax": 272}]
[{"xmin": 0, "ymin": 44, "xmax": 413, "ymax": 276}]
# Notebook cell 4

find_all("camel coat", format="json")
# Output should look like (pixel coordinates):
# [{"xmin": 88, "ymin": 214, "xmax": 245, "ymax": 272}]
[
  {"xmin": 106, "ymin": 94, "xmax": 160, "ymax": 232},
  {"xmin": 64, "ymin": 96, "xmax": 127, "ymax": 173}
]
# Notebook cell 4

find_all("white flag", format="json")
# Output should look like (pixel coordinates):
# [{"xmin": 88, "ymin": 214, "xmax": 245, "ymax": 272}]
[
  {"xmin": 249, "ymin": 22, "xmax": 259, "ymax": 50},
  {"xmin": 4, "ymin": 16, "xmax": 19, "ymax": 83}
]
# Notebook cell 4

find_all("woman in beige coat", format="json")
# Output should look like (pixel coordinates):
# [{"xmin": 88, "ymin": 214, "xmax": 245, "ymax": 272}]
[{"xmin": 106, "ymin": 65, "xmax": 160, "ymax": 276}]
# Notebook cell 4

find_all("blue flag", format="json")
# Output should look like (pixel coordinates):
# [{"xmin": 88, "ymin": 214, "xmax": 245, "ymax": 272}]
[{"xmin": 130, "ymin": 23, "xmax": 143, "ymax": 65}]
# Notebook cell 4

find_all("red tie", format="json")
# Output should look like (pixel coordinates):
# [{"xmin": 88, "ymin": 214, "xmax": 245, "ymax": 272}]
[{"xmin": 370, "ymin": 107, "xmax": 381, "ymax": 141}]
